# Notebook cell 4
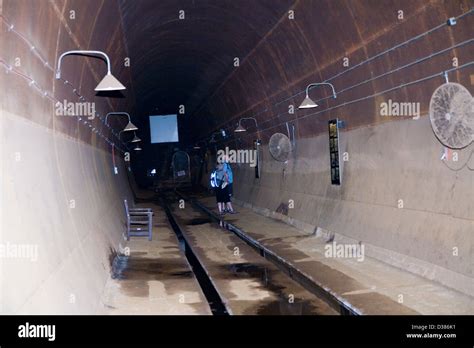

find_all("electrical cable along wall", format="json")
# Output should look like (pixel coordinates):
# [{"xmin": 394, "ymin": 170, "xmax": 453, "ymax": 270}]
[{"xmin": 199, "ymin": 8, "xmax": 473, "ymax": 142}]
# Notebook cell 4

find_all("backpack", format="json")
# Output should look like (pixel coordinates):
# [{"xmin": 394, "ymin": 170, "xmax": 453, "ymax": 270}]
[{"xmin": 210, "ymin": 168, "xmax": 224, "ymax": 188}]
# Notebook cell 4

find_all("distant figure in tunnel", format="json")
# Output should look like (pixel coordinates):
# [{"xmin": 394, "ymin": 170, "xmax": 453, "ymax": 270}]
[
  {"xmin": 213, "ymin": 162, "xmax": 230, "ymax": 216},
  {"xmin": 222, "ymin": 159, "xmax": 237, "ymax": 214}
]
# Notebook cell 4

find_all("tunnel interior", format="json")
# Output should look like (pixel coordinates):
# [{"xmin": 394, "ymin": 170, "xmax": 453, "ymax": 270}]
[{"xmin": 1, "ymin": 0, "xmax": 473, "ymax": 317}]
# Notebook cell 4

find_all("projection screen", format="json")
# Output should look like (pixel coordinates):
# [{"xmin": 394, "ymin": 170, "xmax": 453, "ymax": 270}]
[{"xmin": 149, "ymin": 114, "xmax": 179, "ymax": 143}]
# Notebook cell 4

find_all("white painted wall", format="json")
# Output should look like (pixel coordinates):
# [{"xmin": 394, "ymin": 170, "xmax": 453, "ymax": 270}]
[{"xmin": 0, "ymin": 111, "xmax": 134, "ymax": 313}]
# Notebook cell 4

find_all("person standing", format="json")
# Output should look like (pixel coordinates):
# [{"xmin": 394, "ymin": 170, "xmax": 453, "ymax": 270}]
[
  {"xmin": 213, "ymin": 162, "xmax": 230, "ymax": 215},
  {"xmin": 223, "ymin": 160, "xmax": 237, "ymax": 214}
]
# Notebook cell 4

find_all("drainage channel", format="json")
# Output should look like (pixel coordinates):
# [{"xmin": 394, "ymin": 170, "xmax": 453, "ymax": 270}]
[
  {"xmin": 175, "ymin": 190, "xmax": 360, "ymax": 316},
  {"xmin": 160, "ymin": 196, "xmax": 229, "ymax": 315}
]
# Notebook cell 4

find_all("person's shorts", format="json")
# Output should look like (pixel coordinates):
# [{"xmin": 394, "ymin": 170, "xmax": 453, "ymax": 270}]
[
  {"xmin": 227, "ymin": 183, "xmax": 233, "ymax": 197},
  {"xmin": 215, "ymin": 185, "xmax": 230, "ymax": 203}
]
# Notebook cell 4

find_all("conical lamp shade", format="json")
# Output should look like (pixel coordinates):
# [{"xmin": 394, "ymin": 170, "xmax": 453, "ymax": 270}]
[
  {"xmin": 131, "ymin": 135, "xmax": 141, "ymax": 143},
  {"xmin": 134, "ymin": 145, "xmax": 142, "ymax": 151},
  {"xmin": 95, "ymin": 72, "xmax": 126, "ymax": 91},
  {"xmin": 234, "ymin": 124, "xmax": 246, "ymax": 132},
  {"xmin": 123, "ymin": 121, "xmax": 138, "ymax": 132},
  {"xmin": 298, "ymin": 96, "xmax": 318, "ymax": 109}
]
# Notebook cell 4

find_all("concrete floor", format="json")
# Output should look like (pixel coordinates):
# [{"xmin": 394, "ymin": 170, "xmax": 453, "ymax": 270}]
[
  {"xmin": 101, "ymin": 203, "xmax": 211, "ymax": 315},
  {"xmin": 197, "ymin": 196, "xmax": 474, "ymax": 315}
]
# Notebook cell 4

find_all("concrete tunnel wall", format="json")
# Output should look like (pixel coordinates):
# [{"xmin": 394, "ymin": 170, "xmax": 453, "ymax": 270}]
[
  {"xmin": 1, "ymin": 0, "xmax": 135, "ymax": 313},
  {"xmin": 195, "ymin": 1, "xmax": 473, "ymax": 296}
]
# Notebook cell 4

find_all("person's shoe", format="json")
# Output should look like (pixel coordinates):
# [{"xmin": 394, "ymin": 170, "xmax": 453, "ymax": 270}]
[
  {"xmin": 228, "ymin": 210, "xmax": 238, "ymax": 214},
  {"xmin": 219, "ymin": 211, "xmax": 226, "ymax": 216}
]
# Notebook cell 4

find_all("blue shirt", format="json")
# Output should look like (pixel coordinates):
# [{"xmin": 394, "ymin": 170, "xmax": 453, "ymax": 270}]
[{"xmin": 223, "ymin": 162, "xmax": 233, "ymax": 184}]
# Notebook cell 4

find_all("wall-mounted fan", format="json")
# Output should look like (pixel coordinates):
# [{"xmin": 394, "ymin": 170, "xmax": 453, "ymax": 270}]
[
  {"xmin": 429, "ymin": 82, "xmax": 474, "ymax": 149},
  {"xmin": 268, "ymin": 133, "xmax": 292, "ymax": 162}
]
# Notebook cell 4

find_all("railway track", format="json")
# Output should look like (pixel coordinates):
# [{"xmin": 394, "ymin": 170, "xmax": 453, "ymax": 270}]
[{"xmin": 159, "ymin": 189, "xmax": 350, "ymax": 315}]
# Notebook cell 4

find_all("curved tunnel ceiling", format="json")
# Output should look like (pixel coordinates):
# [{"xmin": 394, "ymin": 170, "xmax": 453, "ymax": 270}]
[
  {"xmin": 119, "ymin": 0, "xmax": 473, "ymax": 151},
  {"xmin": 119, "ymin": 0, "xmax": 293, "ymax": 138}
]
